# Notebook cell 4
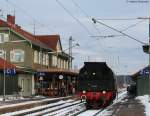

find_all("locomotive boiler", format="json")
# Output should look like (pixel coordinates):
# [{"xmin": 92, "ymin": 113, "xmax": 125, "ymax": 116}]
[{"xmin": 77, "ymin": 62, "xmax": 117, "ymax": 108}]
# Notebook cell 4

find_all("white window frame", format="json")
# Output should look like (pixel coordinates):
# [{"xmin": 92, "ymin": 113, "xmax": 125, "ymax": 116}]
[
  {"xmin": 21, "ymin": 79, "xmax": 24, "ymax": 92},
  {"xmin": 46, "ymin": 54, "xmax": 49, "ymax": 66},
  {"xmin": 38, "ymin": 52, "xmax": 42, "ymax": 64},
  {"xmin": 10, "ymin": 49, "xmax": 25, "ymax": 62},
  {"xmin": 0, "ymin": 50, "xmax": 5, "ymax": 59},
  {"xmin": 0, "ymin": 33, "xmax": 9, "ymax": 43},
  {"xmin": 66, "ymin": 61, "xmax": 69, "ymax": 69},
  {"xmin": 58, "ymin": 58, "xmax": 60, "ymax": 68},
  {"xmin": 52, "ymin": 55, "xmax": 57, "ymax": 67},
  {"xmin": 34, "ymin": 50, "xmax": 38, "ymax": 63},
  {"xmin": 43, "ymin": 53, "xmax": 46, "ymax": 65}
]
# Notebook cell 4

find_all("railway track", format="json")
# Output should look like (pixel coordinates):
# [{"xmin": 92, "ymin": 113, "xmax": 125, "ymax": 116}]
[
  {"xmin": 0, "ymin": 90, "xmax": 127, "ymax": 116},
  {"xmin": 1, "ymin": 100, "xmax": 85, "ymax": 116}
]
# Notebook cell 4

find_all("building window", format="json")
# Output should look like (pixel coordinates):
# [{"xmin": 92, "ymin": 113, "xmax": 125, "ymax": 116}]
[
  {"xmin": 52, "ymin": 55, "xmax": 57, "ymax": 67},
  {"xmin": 0, "ymin": 33, "xmax": 9, "ymax": 43},
  {"xmin": 34, "ymin": 50, "xmax": 38, "ymax": 63},
  {"xmin": 10, "ymin": 49, "xmax": 25, "ymax": 62},
  {"xmin": 46, "ymin": 54, "xmax": 49, "ymax": 66},
  {"xmin": 66, "ymin": 61, "xmax": 68, "ymax": 69},
  {"xmin": 43, "ymin": 53, "xmax": 46, "ymax": 65},
  {"xmin": 21, "ymin": 79, "xmax": 24, "ymax": 92},
  {"xmin": 0, "ymin": 50, "xmax": 5, "ymax": 59},
  {"xmin": 58, "ymin": 58, "xmax": 61, "ymax": 68},
  {"xmin": 27, "ymin": 79, "xmax": 30, "ymax": 92},
  {"xmin": 38, "ymin": 52, "xmax": 42, "ymax": 64},
  {"xmin": 60, "ymin": 59, "xmax": 63, "ymax": 68}
]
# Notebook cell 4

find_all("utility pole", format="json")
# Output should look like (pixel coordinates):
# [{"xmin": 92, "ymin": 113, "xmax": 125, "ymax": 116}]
[
  {"xmin": 3, "ymin": 51, "xmax": 6, "ymax": 101},
  {"xmin": 69, "ymin": 36, "xmax": 73, "ymax": 70},
  {"xmin": 33, "ymin": 20, "xmax": 36, "ymax": 35}
]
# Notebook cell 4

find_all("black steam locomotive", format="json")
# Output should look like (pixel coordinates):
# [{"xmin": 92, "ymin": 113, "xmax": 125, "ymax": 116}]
[{"xmin": 77, "ymin": 62, "xmax": 117, "ymax": 108}]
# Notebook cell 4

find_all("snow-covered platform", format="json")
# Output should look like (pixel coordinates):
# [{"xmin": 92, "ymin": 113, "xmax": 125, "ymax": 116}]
[
  {"xmin": 0, "ymin": 95, "xmax": 79, "ymax": 114},
  {"xmin": 106, "ymin": 95, "xmax": 146, "ymax": 116}
]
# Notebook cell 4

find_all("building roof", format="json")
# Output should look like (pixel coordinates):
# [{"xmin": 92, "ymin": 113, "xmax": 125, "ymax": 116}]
[
  {"xmin": 36, "ymin": 35, "xmax": 61, "ymax": 51},
  {"xmin": 0, "ymin": 58, "xmax": 16, "ymax": 69},
  {"xmin": 131, "ymin": 66, "xmax": 149, "ymax": 79},
  {"xmin": 0, "ymin": 15, "xmax": 62, "ymax": 51}
]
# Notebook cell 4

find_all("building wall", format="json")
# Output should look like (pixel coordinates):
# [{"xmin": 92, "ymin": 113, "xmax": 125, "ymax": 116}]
[
  {"xmin": 0, "ymin": 29, "xmax": 34, "ymax": 68},
  {"xmin": 0, "ymin": 73, "xmax": 18, "ymax": 95},
  {"xmin": 0, "ymin": 28, "xmax": 71, "ymax": 97},
  {"xmin": 136, "ymin": 76, "xmax": 150, "ymax": 96},
  {"xmin": 18, "ymin": 74, "xmax": 33, "ymax": 96}
]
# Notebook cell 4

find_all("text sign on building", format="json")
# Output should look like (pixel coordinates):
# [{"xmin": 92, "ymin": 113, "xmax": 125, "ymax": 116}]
[
  {"xmin": 140, "ymin": 68, "xmax": 149, "ymax": 75},
  {"xmin": 4, "ymin": 68, "xmax": 16, "ymax": 76},
  {"xmin": 38, "ymin": 72, "xmax": 45, "ymax": 77}
]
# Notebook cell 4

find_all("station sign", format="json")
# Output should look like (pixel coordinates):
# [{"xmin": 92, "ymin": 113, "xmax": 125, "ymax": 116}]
[
  {"xmin": 4, "ymin": 68, "xmax": 16, "ymax": 76},
  {"xmin": 38, "ymin": 72, "xmax": 45, "ymax": 77},
  {"xmin": 140, "ymin": 68, "xmax": 150, "ymax": 75}
]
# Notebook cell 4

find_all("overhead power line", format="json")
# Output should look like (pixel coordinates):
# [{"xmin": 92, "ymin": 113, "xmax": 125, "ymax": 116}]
[
  {"xmin": 92, "ymin": 18, "xmax": 147, "ymax": 38},
  {"xmin": 121, "ymin": 19, "xmax": 147, "ymax": 32},
  {"xmin": 90, "ymin": 35, "xmax": 125, "ymax": 38},
  {"xmin": 71, "ymin": 0, "xmax": 146, "ymax": 39},
  {"xmin": 70, "ymin": 0, "xmax": 101, "ymax": 35},
  {"xmin": 5, "ymin": 0, "xmax": 54, "ymax": 34},
  {"xmin": 92, "ymin": 18, "xmax": 146, "ymax": 45},
  {"xmin": 91, "ymin": 18, "xmax": 147, "ymax": 38},
  {"xmin": 55, "ymin": 0, "xmax": 92, "ymax": 36},
  {"xmin": 96, "ymin": 18, "xmax": 138, "ymax": 20}
]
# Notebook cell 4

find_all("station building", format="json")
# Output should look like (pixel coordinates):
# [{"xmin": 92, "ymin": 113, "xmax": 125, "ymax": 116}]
[
  {"xmin": 131, "ymin": 66, "xmax": 150, "ymax": 96},
  {"xmin": 0, "ymin": 14, "xmax": 78, "ymax": 97}
]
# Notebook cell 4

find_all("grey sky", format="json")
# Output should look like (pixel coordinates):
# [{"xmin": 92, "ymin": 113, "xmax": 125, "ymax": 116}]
[{"xmin": 0, "ymin": 0, "xmax": 150, "ymax": 75}]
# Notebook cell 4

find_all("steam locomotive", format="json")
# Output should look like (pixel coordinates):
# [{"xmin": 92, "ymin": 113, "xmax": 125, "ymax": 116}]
[{"xmin": 77, "ymin": 62, "xmax": 117, "ymax": 108}]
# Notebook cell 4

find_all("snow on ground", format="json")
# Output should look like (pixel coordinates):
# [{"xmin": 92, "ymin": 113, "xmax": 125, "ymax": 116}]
[
  {"xmin": 0, "ymin": 96, "xmax": 71, "ymax": 109},
  {"xmin": 1, "ymin": 100, "xmax": 75, "ymax": 116},
  {"xmin": 78, "ymin": 110, "xmax": 99, "ymax": 116},
  {"xmin": 136, "ymin": 95, "xmax": 150, "ymax": 116},
  {"xmin": 0, "ymin": 98, "xmax": 3, "ymax": 101},
  {"xmin": 0, "ymin": 95, "xmax": 27, "ymax": 101}
]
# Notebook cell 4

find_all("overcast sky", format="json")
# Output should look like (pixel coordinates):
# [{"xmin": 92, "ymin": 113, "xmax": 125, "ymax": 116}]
[{"xmin": 0, "ymin": 0, "xmax": 150, "ymax": 75}]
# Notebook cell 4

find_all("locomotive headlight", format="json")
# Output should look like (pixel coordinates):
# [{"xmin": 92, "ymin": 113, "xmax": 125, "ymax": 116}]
[
  {"xmin": 83, "ymin": 90, "xmax": 86, "ymax": 94},
  {"xmin": 102, "ymin": 91, "xmax": 106, "ymax": 94},
  {"xmin": 92, "ymin": 72, "xmax": 96, "ymax": 75}
]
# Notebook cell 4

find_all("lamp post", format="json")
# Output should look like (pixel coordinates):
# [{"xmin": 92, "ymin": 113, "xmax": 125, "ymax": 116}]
[
  {"xmin": 68, "ymin": 36, "xmax": 79, "ymax": 70},
  {"xmin": 3, "ymin": 51, "xmax": 6, "ymax": 101}
]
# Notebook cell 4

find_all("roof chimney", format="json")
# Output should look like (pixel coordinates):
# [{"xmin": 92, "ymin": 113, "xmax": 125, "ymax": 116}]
[{"xmin": 7, "ymin": 15, "xmax": 15, "ymax": 24}]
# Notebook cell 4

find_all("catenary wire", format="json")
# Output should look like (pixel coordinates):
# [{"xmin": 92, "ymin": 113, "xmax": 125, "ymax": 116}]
[
  {"xmin": 92, "ymin": 18, "xmax": 146, "ymax": 45},
  {"xmin": 71, "ymin": 0, "xmax": 101, "ymax": 35},
  {"xmin": 55, "ymin": 0, "xmax": 93, "ymax": 36},
  {"xmin": 5, "ymin": 0, "xmax": 54, "ymax": 33}
]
